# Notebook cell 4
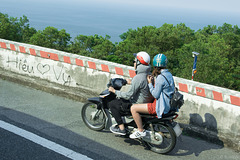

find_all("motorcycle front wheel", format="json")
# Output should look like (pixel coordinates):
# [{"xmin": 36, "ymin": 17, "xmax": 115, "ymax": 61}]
[
  {"xmin": 81, "ymin": 102, "xmax": 106, "ymax": 131},
  {"xmin": 144, "ymin": 123, "xmax": 176, "ymax": 154}
]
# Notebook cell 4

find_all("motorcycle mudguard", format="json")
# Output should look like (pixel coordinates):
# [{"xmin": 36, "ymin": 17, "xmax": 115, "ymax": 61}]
[{"xmin": 87, "ymin": 97, "xmax": 101, "ymax": 104}]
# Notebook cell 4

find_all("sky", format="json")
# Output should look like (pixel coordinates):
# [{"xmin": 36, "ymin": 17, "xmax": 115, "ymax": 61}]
[
  {"xmin": 89, "ymin": 0, "xmax": 240, "ymax": 13},
  {"xmin": 1, "ymin": 0, "xmax": 240, "ymax": 42},
  {"xmin": 4, "ymin": 0, "xmax": 240, "ymax": 13},
  {"xmin": 35, "ymin": 0, "xmax": 240, "ymax": 14}
]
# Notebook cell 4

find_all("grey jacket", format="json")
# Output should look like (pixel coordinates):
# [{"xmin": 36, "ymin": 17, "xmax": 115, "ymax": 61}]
[{"xmin": 115, "ymin": 64, "xmax": 154, "ymax": 104}]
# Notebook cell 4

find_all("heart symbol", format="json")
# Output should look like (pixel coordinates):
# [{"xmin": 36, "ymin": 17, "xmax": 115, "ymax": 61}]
[{"xmin": 37, "ymin": 64, "xmax": 50, "ymax": 75}]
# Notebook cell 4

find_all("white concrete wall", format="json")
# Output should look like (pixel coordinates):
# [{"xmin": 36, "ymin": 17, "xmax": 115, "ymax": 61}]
[
  {"xmin": 0, "ymin": 38, "xmax": 240, "ymax": 150},
  {"xmin": 0, "ymin": 39, "xmax": 133, "ymax": 93}
]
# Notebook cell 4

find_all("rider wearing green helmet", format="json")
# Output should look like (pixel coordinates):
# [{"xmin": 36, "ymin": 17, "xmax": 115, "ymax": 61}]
[
  {"xmin": 153, "ymin": 53, "xmax": 168, "ymax": 67},
  {"xmin": 130, "ymin": 53, "xmax": 175, "ymax": 139}
]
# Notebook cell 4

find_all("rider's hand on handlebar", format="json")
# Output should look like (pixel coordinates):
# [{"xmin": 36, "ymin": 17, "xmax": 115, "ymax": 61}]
[{"xmin": 108, "ymin": 86, "xmax": 116, "ymax": 93}]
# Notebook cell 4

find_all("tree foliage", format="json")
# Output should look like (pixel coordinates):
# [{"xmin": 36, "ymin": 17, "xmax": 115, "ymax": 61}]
[
  {"xmin": 0, "ymin": 12, "xmax": 239, "ymax": 91},
  {"xmin": 69, "ymin": 34, "xmax": 115, "ymax": 60},
  {"xmin": 0, "ymin": 13, "xmax": 36, "ymax": 42},
  {"xmin": 30, "ymin": 26, "xmax": 71, "ymax": 51}
]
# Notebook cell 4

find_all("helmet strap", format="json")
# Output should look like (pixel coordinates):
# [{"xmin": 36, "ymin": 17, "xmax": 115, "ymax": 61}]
[{"xmin": 136, "ymin": 59, "xmax": 141, "ymax": 68}]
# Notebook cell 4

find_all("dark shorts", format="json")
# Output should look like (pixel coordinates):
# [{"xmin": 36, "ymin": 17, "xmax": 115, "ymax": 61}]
[{"xmin": 147, "ymin": 99, "xmax": 157, "ymax": 115}]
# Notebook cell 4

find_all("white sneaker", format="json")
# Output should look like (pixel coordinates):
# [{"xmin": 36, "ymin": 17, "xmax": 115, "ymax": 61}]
[{"xmin": 130, "ymin": 130, "xmax": 146, "ymax": 139}]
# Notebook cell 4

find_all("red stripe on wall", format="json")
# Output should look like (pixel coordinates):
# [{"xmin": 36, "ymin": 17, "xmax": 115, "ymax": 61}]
[
  {"xmin": 196, "ymin": 87, "xmax": 206, "ymax": 97},
  {"xmin": 40, "ymin": 51, "xmax": 59, "ymax": 61},
  {"xmin": 0, "ymin": 42, "xmax": 7, "ymax": 49},
  {"xmin": 63, "ymin": 56, "xmax": 71, "ymax": 64},
  {"xmin": 179, "ymin": 83, "xmax": 188, "ymax": 93},
  {"xmin": 40, "ymin": 51, "xmax": 49, "ymax": 58},
  {"xmin": 75, "ymin": 58, "xmax": 84, "ymax": 66},
  {"xmin": 88, "ymin": 61, "xmax": 96, "ymax": 69},
  {"xmin": 115, "ymin": 67, "xmax": 123, "ymax": 75},
  {"xmin": 29, "ymin": 48, "xmax": 36, "ymax": 56},
  {"xmin": 10, "ymin": 44, "xmax": 16, "ymax": 51},
  {"xmin": 230, "ymin": 95, "xmax": 240, "ymax": 106},
  {"xmin": 101, "ymin": 64, "xmax": 110, "ymax": 72},
  {"xmin": 19, "ymin": 46, "xmax": 26, "ymax": 53},
  {"xmin": 50, "ymin": 53, "xmax": 59, "ymax": 61},
  {"xmin": 129, "ymin": 70, "xmax": 136, "ymax": 78},
  {"xmin": 212, "ymin": 91, "xmax": 223, "ymax": 102}
]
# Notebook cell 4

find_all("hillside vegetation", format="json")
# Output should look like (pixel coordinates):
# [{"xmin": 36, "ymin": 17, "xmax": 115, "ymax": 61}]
[{"xmin": 0, "ymin": 12, "xmax": 239, "ymax": 91}]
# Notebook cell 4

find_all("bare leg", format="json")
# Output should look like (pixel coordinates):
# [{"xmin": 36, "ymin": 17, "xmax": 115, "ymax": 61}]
[{"xmin": 131, "ymin": 104, "xmax": 148, "ymax": 132}]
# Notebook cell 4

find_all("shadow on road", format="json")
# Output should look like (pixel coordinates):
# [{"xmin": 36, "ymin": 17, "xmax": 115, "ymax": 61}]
[
  {"xmin": 120, "ymin": 113, "xmax": 224, "ymax": 157},
  {"xmin": 170, "ymin": 113, "xmax": 224, "ymax": 156},
  {"xmin": 170, "ymin": 135, "xmax": 223, "ymax": 156},
  {"xmin": 0, "ymin": 106, "xmax": 137, "ymax": 160},
  {"xmin": 122, "ymin": 132, "xmax": 223, "ymax": 157}
]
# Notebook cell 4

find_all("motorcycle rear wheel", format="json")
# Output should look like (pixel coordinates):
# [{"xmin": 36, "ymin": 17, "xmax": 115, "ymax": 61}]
[
  {"xmin": 81, "ymin": 102, "xmax": 106, "ymax": 131},
  {"xmin": 145, "ymin": 123, "xmax": 176, "ymax": 154}
]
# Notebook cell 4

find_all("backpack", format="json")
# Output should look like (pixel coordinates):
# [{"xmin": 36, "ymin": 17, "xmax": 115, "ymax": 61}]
[{"xmin": 161, "ymin": 74, "xmax": 184, "ymax": 112}]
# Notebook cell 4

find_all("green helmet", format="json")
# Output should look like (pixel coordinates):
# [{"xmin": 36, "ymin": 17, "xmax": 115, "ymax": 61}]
[{"xmin": 153, "ymin": 54, "xmax": 168, "ymax": 67}]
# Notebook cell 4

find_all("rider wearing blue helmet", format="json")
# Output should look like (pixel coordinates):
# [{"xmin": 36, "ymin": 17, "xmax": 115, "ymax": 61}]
[
  {"xmin": 153, "ymin": 53, "xmax": 167, "ymax": 67},
  {"xmin": 130, "ymin": 53, "xmax": 175, "ymax": 139}
]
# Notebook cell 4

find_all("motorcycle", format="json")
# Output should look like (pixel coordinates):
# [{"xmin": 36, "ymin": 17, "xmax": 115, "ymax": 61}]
[{"xmin": 81, "ymin": 78, "xmax": 182, "ymax": 154}]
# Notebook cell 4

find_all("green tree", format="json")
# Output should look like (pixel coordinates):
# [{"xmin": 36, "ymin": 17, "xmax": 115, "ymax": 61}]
[
  {"xmin": 198, "ymin": 25, "xmax": 218, "ymax": 36},
  {"xmin": 217, "ymin": 23, "xmax": 240, "ymax": 90},
  {"xmin": 0, "ymin": 13, "xmax": 19, "ymax": 41},
  {"xmin": 116, "ymin": 23, "xmax": 195, "ymax": 66},
  {"xmin": 92, "ymin": 35, "xmax": 115, "ymax": 60},
  {"xmin": 0, "ymin": 13, "xmax": 36, "ymax": 42},
  {"xmin": 69, "ymin": 34, "xmax": 115, "ymax": 60},
  {"xmin": 30, "ymin": 26, "xmax": 70, "ymax": 51},
  {"xmin": 18, "ymin": 15, "xmax": 37, "ymax": 42},
  {"xmin": 168, "ymin": 32, "xmax": 238, "ymax": 90}
]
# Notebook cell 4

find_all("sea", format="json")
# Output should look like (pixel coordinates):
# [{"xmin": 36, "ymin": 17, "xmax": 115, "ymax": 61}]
[{"xmin": 1, "ymin": 0, "xmax": 240, "ymax": 43}]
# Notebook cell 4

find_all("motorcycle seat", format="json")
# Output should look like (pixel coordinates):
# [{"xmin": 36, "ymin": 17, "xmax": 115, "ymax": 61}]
[{"xmin": 140, "ymin": 111, "xmax": 177, "ymax": 119}]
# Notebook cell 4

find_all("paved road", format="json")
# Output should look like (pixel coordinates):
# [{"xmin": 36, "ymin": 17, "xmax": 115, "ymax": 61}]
[
  {"xmin": 0, "ymin": 127, "xmax": 71, "ymax": 160},
  {"xmin": 0, "ymin": 78, "xmax": 239, "ymax": 160}
]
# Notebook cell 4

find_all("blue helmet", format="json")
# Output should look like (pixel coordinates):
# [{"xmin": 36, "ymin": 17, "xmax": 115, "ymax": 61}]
[{"xmin": 153, "ymin": 54, "xmax": 168, "ymax": 67}]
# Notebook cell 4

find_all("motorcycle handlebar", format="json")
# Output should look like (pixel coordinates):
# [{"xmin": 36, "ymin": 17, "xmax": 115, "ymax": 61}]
[{"xmin": 107, "ymin": 78, "xmax": 127, "ymax": 90}]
